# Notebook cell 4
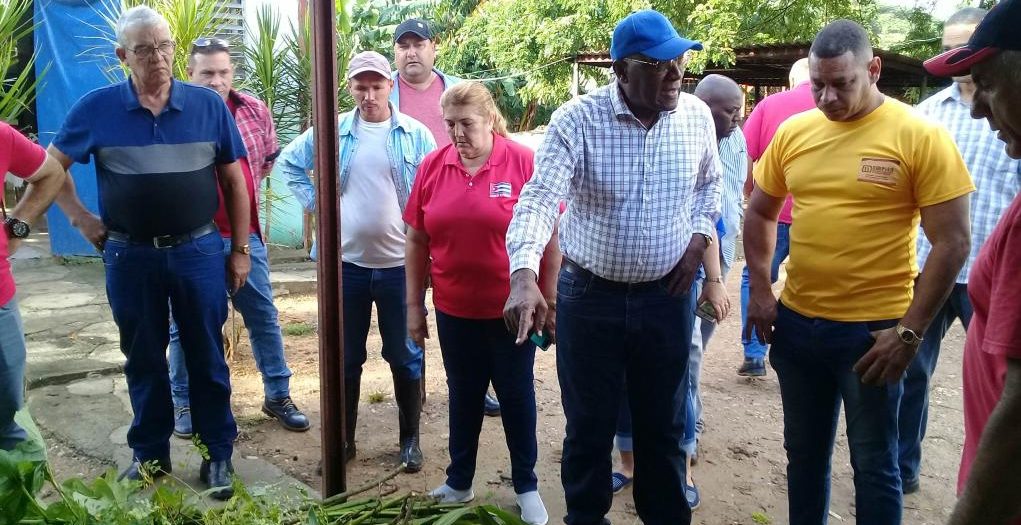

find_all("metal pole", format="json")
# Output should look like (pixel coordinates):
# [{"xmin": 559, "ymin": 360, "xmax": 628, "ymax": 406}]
[{"xmin": 310, "ymin": 0, "xmax": 346, "ymax": 497}]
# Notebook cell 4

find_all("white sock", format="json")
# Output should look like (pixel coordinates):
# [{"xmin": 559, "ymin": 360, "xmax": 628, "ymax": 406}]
[
  {"xmin": 516, "ymin": 491, "xmax": 549, "ymax": 525},
  {"xmin": 427, "ymin": 484, "xmax": 474, "ymax": 503}
]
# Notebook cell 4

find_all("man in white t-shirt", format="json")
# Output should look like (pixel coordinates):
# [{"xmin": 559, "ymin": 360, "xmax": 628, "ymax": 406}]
[{"xmin": 279, "ymin": 51, "xmax": 436, "ymax": 474}]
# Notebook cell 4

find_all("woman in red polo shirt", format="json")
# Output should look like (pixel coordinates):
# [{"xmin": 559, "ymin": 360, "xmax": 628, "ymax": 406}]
[{"xmin": 404, "ymin": 82, "xmax": 557, "ymax": 524}]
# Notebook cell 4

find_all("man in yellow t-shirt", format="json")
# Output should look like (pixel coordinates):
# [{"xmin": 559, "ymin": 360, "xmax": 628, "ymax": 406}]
[{"xmin": 743, "ymin": 20, "xmax": 974, "ymax": 525}]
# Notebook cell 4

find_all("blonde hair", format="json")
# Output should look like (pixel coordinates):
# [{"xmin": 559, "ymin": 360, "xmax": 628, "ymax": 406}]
[{"xmin": 440, "ymin": 82, "xmax": 509, "ymax": 137}]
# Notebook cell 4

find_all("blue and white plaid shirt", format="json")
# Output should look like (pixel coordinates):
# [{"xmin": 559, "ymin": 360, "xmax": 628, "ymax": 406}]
[
  {"xmin": 507, "ymin": 83, "xmax": 722, "ymax": 283},
  {"xmin": 718, "ymin": 128, "xmax": 748, "ymax": 269},
  {"xmin": 916, "ymin": 84, "xmax": 1021, "ymax": 283}
]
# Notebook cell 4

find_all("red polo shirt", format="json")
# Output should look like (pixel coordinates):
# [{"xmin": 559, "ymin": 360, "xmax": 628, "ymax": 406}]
[
  {"xmin": 0, "ymin": 122, "xmax": 47, "ymax": 306},
  {"xmin": 404, "ymin": 134, "xmax": 534, "ymax": 319}
]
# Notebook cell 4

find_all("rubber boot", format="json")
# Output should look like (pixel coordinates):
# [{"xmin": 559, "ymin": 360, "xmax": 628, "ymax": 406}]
[
  {"xmin": 345, "ymin": 375, "xmax": 360, "ymax": 462},
  {"xmin": 393, "ymin": 370, "xmax": 423, "ymax": 473}
]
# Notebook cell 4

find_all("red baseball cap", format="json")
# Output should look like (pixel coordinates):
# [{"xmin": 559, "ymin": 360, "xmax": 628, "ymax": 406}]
[{"xmin": 924, "ymin": 0, "xmax": 1021, "ymax": 77}]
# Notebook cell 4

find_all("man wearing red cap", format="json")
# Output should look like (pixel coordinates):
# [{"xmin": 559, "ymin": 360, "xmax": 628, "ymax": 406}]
[{"xmin": 924, "ymin": 0, "xmax": 1021, "ymax": 523}]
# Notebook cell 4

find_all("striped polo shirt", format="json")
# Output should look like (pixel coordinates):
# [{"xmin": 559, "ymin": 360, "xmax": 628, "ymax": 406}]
[{"xmin": 53, "ymin": 79, "xmax": 247, "ymax": 238}]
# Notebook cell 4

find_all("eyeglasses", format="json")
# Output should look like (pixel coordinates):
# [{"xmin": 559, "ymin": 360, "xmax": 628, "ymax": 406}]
[
  {"xmin": 192, "ymin": 37, "xmax": 231, "ymax": 52},
  {"xmin": 128, "ymin": 41, "xmax": 176, "ymax": 59},
  {"xmin": 623, "ymin": 54, "xmax": 691, "ymax": 74}
]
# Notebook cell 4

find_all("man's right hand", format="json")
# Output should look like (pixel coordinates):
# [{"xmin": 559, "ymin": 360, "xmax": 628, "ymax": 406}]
[
  {"xmin": 408, "ymin": 303, "xmax": 429, "ymax": 349},
  {"xmin": 73, "ymin": 212, "xmax": 107, "ymax": 251},
  {"xmin": 744, "ymin": 287, "xmax": 778, "ymax": 345},
  {"xmin": 503, "ymin": 269, "xmax": 550, "ymax": 345}
]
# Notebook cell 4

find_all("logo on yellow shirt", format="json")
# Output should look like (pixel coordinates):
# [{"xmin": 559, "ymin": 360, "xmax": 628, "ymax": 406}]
[{"xmin": 858, "ymin": 157, "xmax": 901, "ymax": 187}]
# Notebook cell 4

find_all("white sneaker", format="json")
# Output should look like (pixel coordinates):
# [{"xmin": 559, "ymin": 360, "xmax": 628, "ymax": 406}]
[
  {"xmin": 516, "ymin": 491, "xmax": 549, "ymax": 525},
  {"xmin": 428, "ymin": 484, "xmax": 475, "ymax": 503}
]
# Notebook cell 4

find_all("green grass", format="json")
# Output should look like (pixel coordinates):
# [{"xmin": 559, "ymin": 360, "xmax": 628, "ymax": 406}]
[
  {"xmin": 282, "ymin": 321, "xmax": 313, "ymax": 336},
  {"xmin": 366, "ymin": 390, "xmax": 388, "ymax": 404},
  {"xmin": 752, "ymin": 511, "xmax": 772, "ymax": 524}
]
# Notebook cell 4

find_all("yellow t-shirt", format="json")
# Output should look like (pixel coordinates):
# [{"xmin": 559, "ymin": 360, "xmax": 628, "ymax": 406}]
[{"xmin": 754, "ymin": 98, "xmax": 974, "ymax": 322}]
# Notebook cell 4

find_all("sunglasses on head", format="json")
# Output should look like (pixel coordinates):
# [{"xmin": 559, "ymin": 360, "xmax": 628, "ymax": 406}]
[{"xmin": 191, "ymin": 37, "xmax": 230, "ymax": 52}]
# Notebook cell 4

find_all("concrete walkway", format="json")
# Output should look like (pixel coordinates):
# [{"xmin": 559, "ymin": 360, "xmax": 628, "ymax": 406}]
[{"xmin": 12, "ymin": 236, "xmax": 319, "ymax": 499}]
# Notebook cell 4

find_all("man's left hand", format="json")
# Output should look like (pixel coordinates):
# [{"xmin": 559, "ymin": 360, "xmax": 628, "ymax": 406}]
[
  {"xmin": 227, "ymin": 251, "xmax": 251, "ymax": 296},
  {"xmin": 853, "ymin": 328, "xmax": 918, "ymax": 386},
  {"xmin": 7, "ymin": 238, "xmax": 21, "ymax": 256},
  {"xmin": 665, "ymin": 241, "xmax": 705, "ymax": 297}
]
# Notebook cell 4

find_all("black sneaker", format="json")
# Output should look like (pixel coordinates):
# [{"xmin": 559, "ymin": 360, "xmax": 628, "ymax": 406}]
[
  {"xmin": 737, "ymin": 357, "xmax": 767, "ymax": 377},
  {"xmin": 263, "ymin": 397, "xmax": 311, "ymax": 432}
]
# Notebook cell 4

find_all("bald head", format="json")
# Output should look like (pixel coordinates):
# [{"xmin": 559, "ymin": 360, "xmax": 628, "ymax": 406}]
[
  {"xmin": 695, "ymin": 75, "xmax": 744, "ymax": 141},
  {"xmin": 789, "ymin": 58, "xmax": 810, "ymax": 87}
]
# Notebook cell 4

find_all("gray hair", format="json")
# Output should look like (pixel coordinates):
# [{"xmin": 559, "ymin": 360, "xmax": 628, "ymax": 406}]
[{"xmin": 116, "ymin": 5, "xmax": 170, "ymax": 48}]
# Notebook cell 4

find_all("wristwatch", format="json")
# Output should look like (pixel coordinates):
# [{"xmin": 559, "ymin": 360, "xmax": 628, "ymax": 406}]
[
  {"xmin": 896, "ymin": 324, "xmax": 923, "ymax": 347},
  {"xmin": 4, "ymin": 217, "xmax": 30, "ymax": 239},
  {"xmin": 697, "ymin": 232, "xmax": 713, "ymax": 247},
  {"xmin": 705, "ymin": 276, "xmax": 724, "ymax": 284},
  {"xmin": 233, "ymin": 244, "xmax": 251, "ymax": 255}
]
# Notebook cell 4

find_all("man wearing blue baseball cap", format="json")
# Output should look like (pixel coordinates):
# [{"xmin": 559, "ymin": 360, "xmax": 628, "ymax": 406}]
[
  {"xmin": 925, "ymin": 1, "xmax": 1021, "ymax": 524},
  {"xmin": 505, "ymin": 9, "xmax": 721, "ymax": 524}
]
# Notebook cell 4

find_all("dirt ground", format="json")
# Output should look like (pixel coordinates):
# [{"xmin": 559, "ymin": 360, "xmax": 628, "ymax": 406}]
[{"xmin": 48, "ymin": 262, "xmax": 966, "ymax": 524}]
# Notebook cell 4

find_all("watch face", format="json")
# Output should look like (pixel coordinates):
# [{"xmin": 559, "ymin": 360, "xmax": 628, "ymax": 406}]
[{"xmin": 7, "ymin": 219, "xmax": 28, "ymax": 238}]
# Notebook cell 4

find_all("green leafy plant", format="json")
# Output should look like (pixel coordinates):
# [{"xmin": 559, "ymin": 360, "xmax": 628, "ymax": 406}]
[
  {"xmin": 283, "ymin": 322, "xmax": 315, "ymax": 337},
  {"xmin": 0, "ymin": 0, "xmax": 48, "ymax": 124}
]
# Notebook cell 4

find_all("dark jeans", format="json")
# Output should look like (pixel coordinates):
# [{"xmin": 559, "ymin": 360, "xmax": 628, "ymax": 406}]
[
  {"xmin": 104, "ymin": 231, "xmax": 236, "ymax": 461},
  {"xmin": 898, "ymin": 282, "xmax": 972, "ymax": 484},
  {"xmin": 557, "ymin": 265, "xmax": 693, "ymax": 525},
  {"xmin": 435, "ymin": 310, "xmax": 538, "ymax": 494},
  {"xmin": 771, "ymin": 303, "xmax": 902, "ymax": 525},
  {"xmin": 342, "ymin": 262, "xmax": 423, "ymax": 381}
]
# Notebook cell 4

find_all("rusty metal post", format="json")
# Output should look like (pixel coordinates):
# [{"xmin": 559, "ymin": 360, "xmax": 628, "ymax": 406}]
[{"xmin": 310, "ymin": 0, "xmax": 346, "ymax": 497}]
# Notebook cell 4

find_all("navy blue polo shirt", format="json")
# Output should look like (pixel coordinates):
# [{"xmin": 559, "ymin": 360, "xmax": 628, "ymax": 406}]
[{"xmin": 53, "ymin": 79, "xmax": 247, "ymax": 238}]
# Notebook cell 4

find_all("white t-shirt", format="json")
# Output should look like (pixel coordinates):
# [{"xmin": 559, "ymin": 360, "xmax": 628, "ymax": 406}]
[{"xmin": 340, "ymin": 117, "xmax": 405, "ymax": 268}]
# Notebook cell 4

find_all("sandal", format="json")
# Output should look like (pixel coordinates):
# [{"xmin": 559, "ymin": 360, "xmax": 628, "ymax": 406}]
[{"xmin": 611, "ymin": 472, "xmax": 633, "ymax": 494}]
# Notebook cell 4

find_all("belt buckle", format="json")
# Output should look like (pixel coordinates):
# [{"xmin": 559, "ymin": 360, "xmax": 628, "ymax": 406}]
[{"xmin": 153, "ymin": 235, "xmax": 175, "ymax": 249}]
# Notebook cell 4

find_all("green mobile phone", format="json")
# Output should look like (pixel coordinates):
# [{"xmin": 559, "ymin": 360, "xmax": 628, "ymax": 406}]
[
  {"xmin": 530, "ymin": 331, "xmax": 553, "ymax": 351},
  {"xmin": 695, "ymin": 300, "xmax": 718, "ymax": 323}
]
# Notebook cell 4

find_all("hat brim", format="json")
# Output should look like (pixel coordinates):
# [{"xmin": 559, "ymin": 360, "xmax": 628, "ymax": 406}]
[
  {"xmin": 347, "ymin": 67, "xmax": 390, "ymax": 80},
  {"xmin": 642, "ymin": 36, "xmax": 703, "ymax": 61},
  {"xmin": 394, "ymin": 29, "xmax": 432, "ymax": 43},
  {"xmin": 924, "ymin": 45, "xmax": 1000, "ymax": 77}
]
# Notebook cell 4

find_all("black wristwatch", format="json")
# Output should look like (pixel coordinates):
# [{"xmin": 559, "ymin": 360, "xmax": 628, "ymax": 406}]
[
  {"xmin": 896, "ymin": 324, "xmax": 923, "ymax": 347},
  {"xmin": 4, "ymin": 217, "xmax": 29, "ymax": 239}
]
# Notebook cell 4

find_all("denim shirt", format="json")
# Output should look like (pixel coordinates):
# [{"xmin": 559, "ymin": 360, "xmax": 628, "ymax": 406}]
[
  {"xmin": 278, "ymin": 104, "xmax": 437, "ymax": 214},
  {"xmin": 388, "ymin": 68, "xmax": 462, "ymax": 107}
]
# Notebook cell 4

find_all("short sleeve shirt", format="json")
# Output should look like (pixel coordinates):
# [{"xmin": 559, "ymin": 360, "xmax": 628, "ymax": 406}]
[
  {"xmin": 404, "ymin": 134, "xmax": 535, "ymax": 319},
  {"xmin": 0, "ymin": 122, "xmax": 47, "ymax": 306},
  {"xmin": 754, "ymin": 99, "xmax": 974, "ymax": 321},
  {"xmin": 959, "ymin": 193, "xmax": 1021, "ymax": 497},
  {"xmin": 52, "ymin": 79, "xmax": 246, "ymax": 238}
]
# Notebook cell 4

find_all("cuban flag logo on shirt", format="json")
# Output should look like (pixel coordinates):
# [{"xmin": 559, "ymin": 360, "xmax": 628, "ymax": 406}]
[{"xmin": 490, "ymin": 181, "xmax": 512, "ymax": 198}]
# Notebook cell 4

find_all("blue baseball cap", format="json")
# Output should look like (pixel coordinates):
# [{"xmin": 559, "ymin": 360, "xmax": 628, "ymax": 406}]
[{"xmin": 610, "ymin": 10, "xmax": 703, "ymax": 61}]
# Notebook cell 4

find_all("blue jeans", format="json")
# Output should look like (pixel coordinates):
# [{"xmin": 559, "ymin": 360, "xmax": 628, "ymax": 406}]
[
  {"xmin": 771, "ymin": 303, "xmax": 902, "ymax": 525},
  {"xmin": 898, "ymin": 282, "xmax": 971, "ymax": 484},
  {"xmin": 741, "ymin": 222, "xmax": 791, "ymax": 359},
  {"xmin": 557, "ymin": 265, "xmax": 693, "ymax": 525},
  {"xmin": 168, "ymin": 234, "xmax": 292, "ymax": 406},
  {"xmin": 435, "ymin": 311, "xmax": 538, "ymax": 494},
  {"xmin": 104, "ymin": 231, "xmax": 236, "ymax": 462},
  {"xmin": 0, "ymin": 298, "xmax": 27, "ymax": 450},
  {"xmin": 342, "ymin": 262, "xmax": 422, "ymax": 381},
  {"xmin": 687, "ymin": 262, "xmax": 730, "ymax": 446}
]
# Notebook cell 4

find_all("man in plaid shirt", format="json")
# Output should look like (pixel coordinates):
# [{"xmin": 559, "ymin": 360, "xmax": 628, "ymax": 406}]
[
  {"xmin": 898, "ymin": 6, "xmax": 1021, "ymax": 495},
  {"xmin": 505, "ymin": 10, "xmax": 721, "ymax": 524},
  {"xmin": 167, "ymin": 37, "xmax": 309, "ymax": 438}
]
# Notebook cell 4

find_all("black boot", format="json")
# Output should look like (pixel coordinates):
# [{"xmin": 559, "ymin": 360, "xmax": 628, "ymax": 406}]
[
  {"xmin": 345, "ymin": 375, "xmax": 360, "ymax": 462},
  {"xmin": 393, "ymin": 372, "xmax": 423, "ymax": 473}
]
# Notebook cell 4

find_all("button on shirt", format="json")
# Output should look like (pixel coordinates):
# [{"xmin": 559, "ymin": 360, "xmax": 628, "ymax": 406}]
[
  {"xmin": 915, "ymin": 84, "xmax": 1021, "ymax": 283},
  {"xmin": 507, "ymin": 83, "xmax": 722, "ymax": 283}
]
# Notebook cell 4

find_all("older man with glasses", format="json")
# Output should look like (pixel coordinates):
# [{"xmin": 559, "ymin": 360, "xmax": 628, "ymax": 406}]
[{"xmin": 49, "ymin": 6, "xmax": 250, "ymax": 500}]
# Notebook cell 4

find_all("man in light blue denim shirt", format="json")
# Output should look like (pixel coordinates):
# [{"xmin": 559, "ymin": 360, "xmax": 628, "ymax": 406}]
[{"xmin": 277, "ymin": 51, "xmax": 436, "ymax": 474}]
